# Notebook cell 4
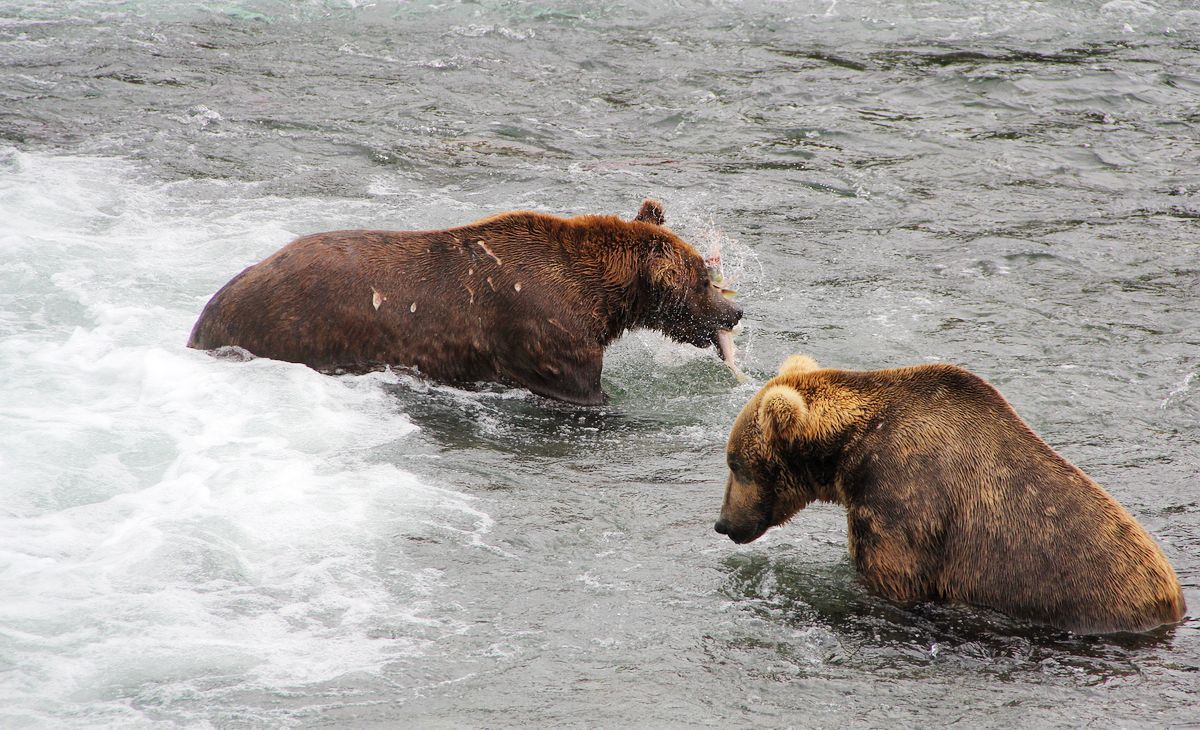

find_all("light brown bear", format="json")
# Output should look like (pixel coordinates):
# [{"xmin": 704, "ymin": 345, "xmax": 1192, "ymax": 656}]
[
  {"xmin": 188, "ymin": 200, "xmax": 742, "ymax": 405},
  {"xmin": 715, "ymin": 354, "xmax": 1186, "ymax": 634}
]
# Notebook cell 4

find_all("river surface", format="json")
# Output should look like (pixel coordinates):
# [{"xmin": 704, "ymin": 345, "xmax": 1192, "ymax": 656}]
[{"xmin": 1, "ymin": 1, "xmax": 1198, "ymax": 727}]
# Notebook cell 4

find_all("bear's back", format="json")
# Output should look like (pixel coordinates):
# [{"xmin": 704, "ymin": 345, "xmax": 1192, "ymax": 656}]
[{"xmin": 829, "ymin": 364, "xmax": 1186, "ymax": 634}]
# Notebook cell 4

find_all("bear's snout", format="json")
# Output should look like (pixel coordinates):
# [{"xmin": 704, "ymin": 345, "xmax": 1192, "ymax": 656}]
[
  {"xmin": 718, "ymin": 300, "xmax": 743, "ymax": 330},
  {"xmin": 714, "ymin": 517, "xmax": 767, "ymax": 544}
]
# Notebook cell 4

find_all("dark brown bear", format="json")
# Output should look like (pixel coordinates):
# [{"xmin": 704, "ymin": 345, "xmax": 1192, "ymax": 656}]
[
  {"xmin": 715, "ymin": 354, "xmax": 1186, "ymax": 634},
  {"xmin": 188, "ymin": 200, "xmax": 742, "ymax": 405}
]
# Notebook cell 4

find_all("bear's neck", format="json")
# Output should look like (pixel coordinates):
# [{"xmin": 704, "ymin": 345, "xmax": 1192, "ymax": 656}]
[
  {"xmin": 782, "ymin": 436, "xmax": 854, "ymax": 507},
  {"xmin": 789, "ymin": 458, "xmax": 846, "ymax": 507},
  {"xmin": 556, "ymin": 224, "xmax": 650, "ymax": 344},
  {"xmin": 597, "ymin": 269, "xmax": 648, "ymax": 344}
]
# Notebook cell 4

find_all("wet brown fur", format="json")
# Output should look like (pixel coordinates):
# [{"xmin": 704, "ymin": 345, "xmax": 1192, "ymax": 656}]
[
  {"xmin": 716, "ymin": 355, "xmax": 1186, "ymax": 634},
  {"xmin": 187, "ymin": 200, "xmax": 741, "ymax": 405}
]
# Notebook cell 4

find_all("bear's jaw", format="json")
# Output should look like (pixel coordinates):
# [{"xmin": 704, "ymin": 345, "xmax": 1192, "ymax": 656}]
[{"xmin": 714, "ymin": 516, "xmax": 770, "ymax": 544}]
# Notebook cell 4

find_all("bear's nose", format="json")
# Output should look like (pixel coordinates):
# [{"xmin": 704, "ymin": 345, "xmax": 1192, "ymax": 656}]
[
  {"xmin": 721, "ymin": 303, "xmax": 743, "ymax": 329},
  {"xmin": 714, "ymin": 519, "xmax": 731, "ymax": 535}
]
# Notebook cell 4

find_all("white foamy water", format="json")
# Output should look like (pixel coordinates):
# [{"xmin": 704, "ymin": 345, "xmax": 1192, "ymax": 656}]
[{"xmin": 0, "ymin": 149, "xmax": 488, "ymax": 726}]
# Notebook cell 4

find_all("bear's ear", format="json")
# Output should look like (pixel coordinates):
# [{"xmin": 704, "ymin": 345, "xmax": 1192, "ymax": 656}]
[
  {"xmin": 778, "ymin": 354, "xmax": 819, "ymax": 377},
  {"xmin": 634, "ymin": 199, "xmax": 666, "ymax": 225},
  {"xmin": 757, "ymin": 385, "xmax": 809, "ymax": 446}
]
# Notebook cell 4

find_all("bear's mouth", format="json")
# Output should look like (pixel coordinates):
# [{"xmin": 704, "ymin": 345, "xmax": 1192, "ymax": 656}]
[
  {"xmin": 714, "ymin": 516, "xmax": 769, "ymax": 544},
  {"xmin": 727, "ymin": 525, "xmax": 768, "ymax": 544}
]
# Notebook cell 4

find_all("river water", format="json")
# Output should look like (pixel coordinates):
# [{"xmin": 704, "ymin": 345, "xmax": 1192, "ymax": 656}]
[{"xmin": 1, "ymin": 1, "xmax": 1197, "ymax": 727}]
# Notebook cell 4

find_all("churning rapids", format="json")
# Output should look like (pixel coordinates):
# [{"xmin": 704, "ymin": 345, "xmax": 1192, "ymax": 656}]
[{"xmin": 1, "ymin": 1, "xmax": 1197, "ymax": 727}]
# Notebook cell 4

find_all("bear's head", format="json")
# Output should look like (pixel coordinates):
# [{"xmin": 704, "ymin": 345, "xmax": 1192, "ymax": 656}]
[
  {"xmin": 631, "ymin": 200, "xmax": 742, "ymax": 357},
  {"xmin": 715, "ymin": 354, "xmax": 843, "ymax": 544}
]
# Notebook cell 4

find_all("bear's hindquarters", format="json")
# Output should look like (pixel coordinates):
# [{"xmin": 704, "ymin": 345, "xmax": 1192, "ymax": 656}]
[{"xmin": 186, "ymin": 240, "xmax": 395, "ymax": 369}]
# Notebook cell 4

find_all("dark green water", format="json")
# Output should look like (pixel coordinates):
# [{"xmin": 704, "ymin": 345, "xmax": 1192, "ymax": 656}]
[{"xmin": 1, "ymin": 1, "xmax": 1197, "ymax": 727}]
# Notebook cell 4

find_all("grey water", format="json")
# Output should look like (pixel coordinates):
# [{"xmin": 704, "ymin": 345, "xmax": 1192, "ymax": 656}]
[{"xmin": 1, "ymin": 0, "xmax": 1198, "ymax": 727}]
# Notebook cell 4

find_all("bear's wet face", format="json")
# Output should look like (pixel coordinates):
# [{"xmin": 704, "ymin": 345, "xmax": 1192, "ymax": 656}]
[
  {"xmin": 644, "ymin": 241, "xmax": 742, "ymax": 354},
  {"xmin": 715, "ymin": 385, "xmax": 824, "ymax": 543},
  {"xmin": 715, "ymin": 405, "xmax": 779, "ymax": 543},
  {"xmin": 714, "ymin": 469, "xmax": 772, "ymax": 544}
]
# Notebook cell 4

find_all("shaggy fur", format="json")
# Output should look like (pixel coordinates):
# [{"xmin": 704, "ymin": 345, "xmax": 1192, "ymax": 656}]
[
  {"xmin": 188, "ymin": 200, "xmax": 742, "ymax": 404},
  {"xmin": 715, "ymin": 355, "xmax": 1186, "ymax": 634}
]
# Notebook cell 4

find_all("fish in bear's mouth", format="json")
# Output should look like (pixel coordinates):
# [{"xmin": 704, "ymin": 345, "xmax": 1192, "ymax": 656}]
[{"xmin": 707, "ymin": 248, "xmax": 744, "ymax": 381}]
